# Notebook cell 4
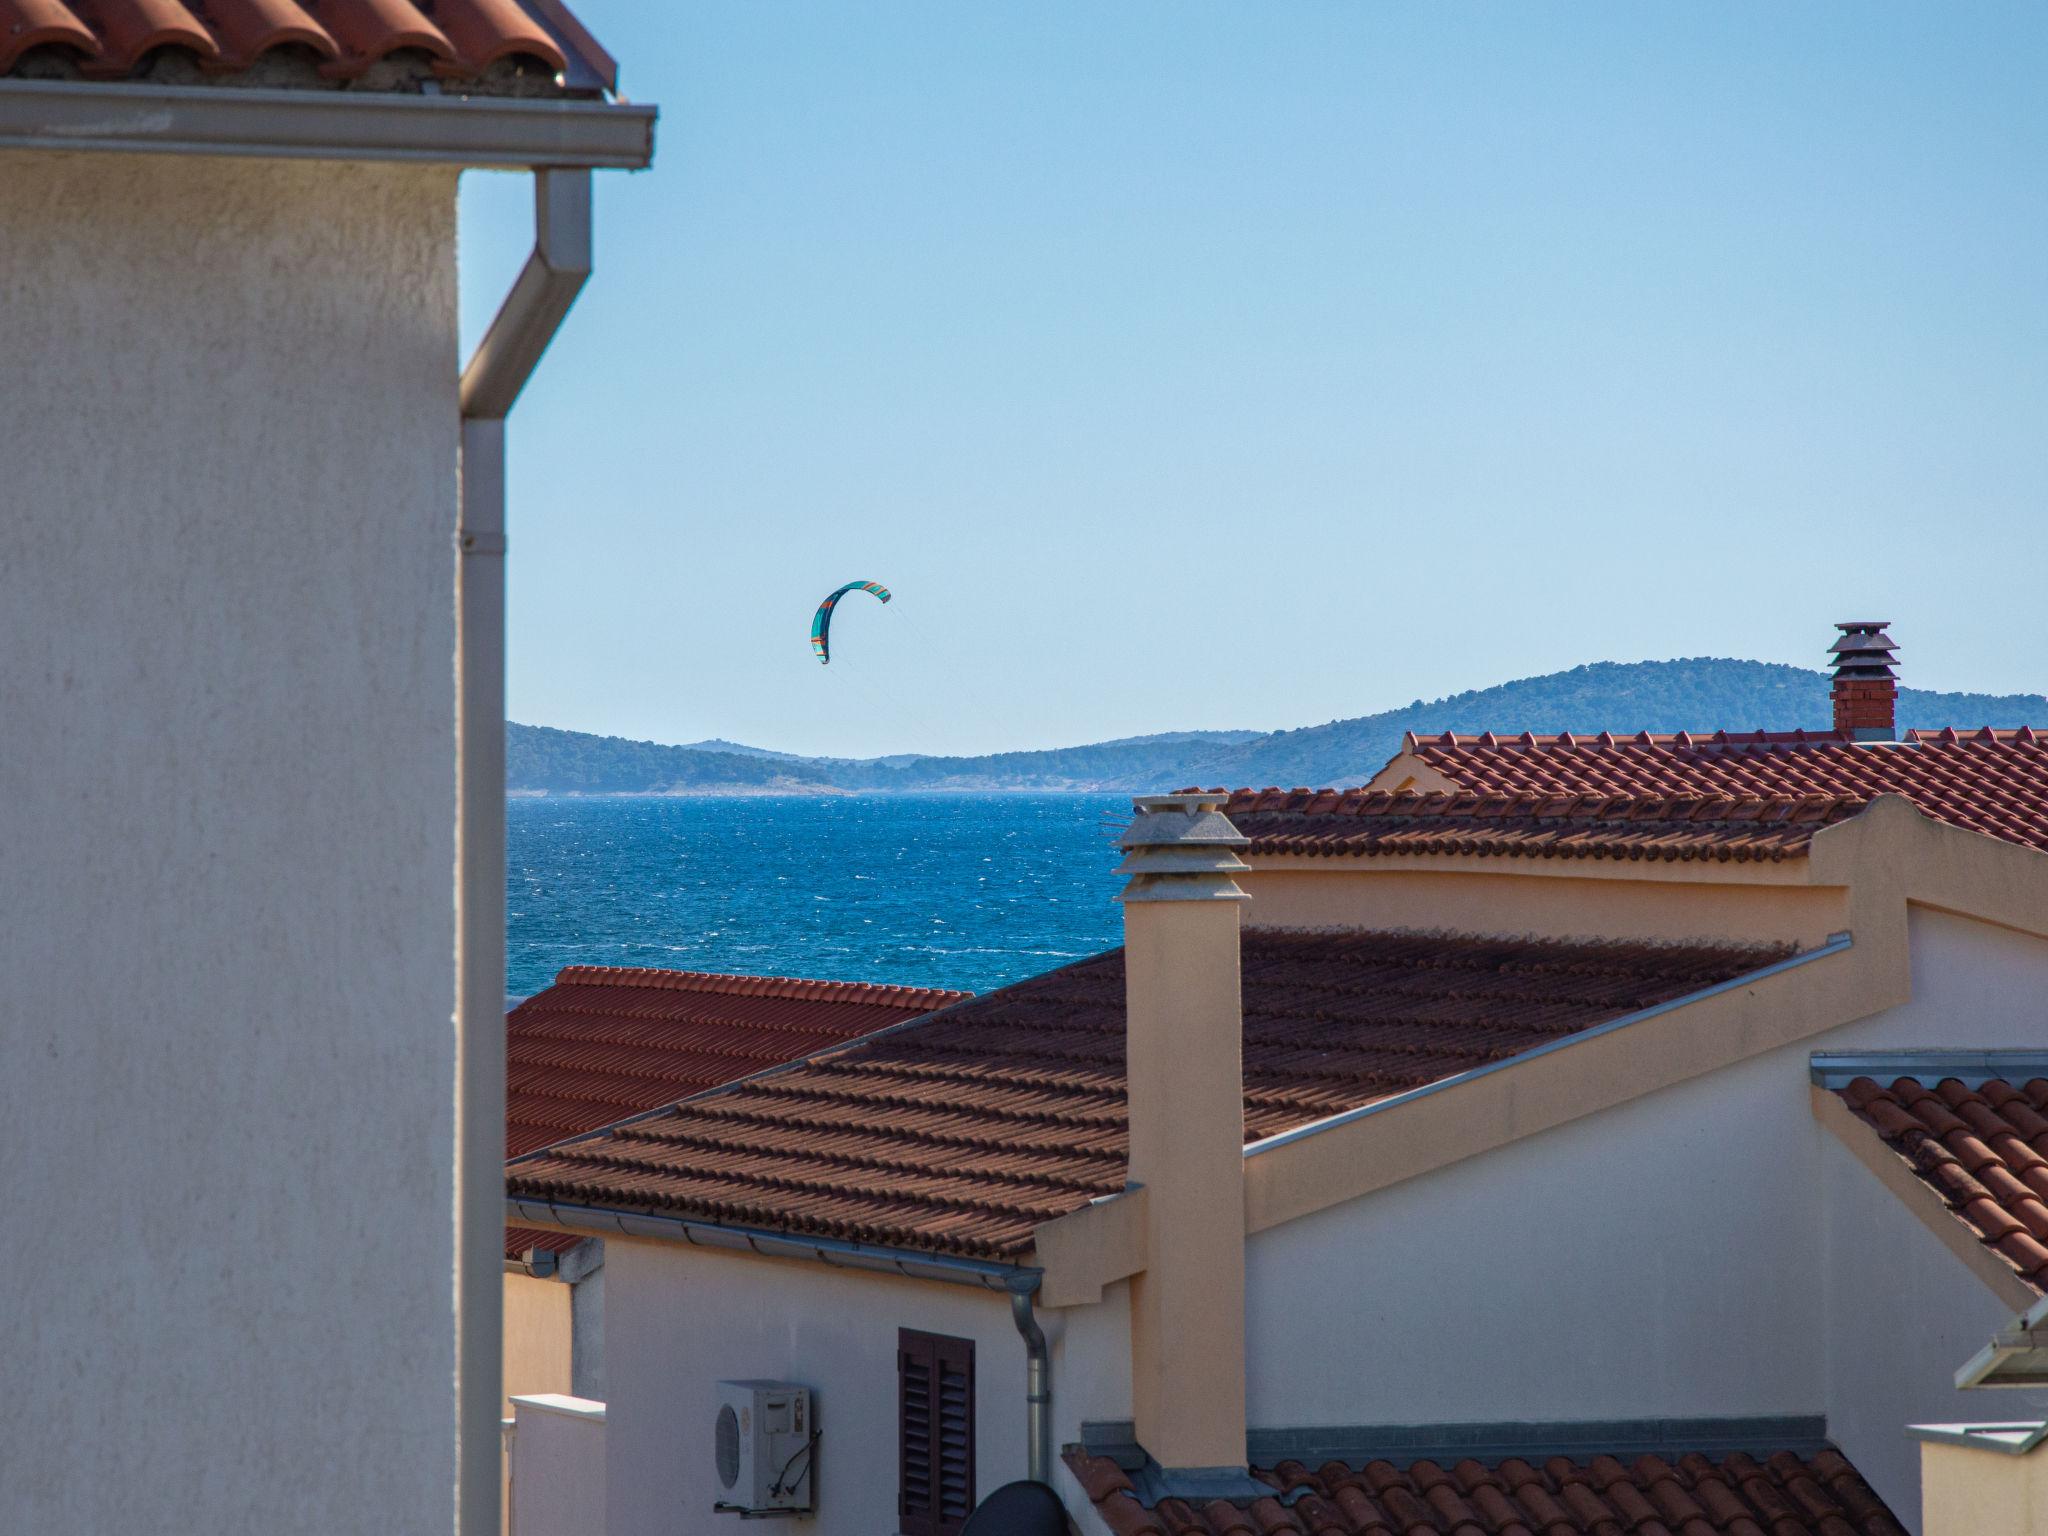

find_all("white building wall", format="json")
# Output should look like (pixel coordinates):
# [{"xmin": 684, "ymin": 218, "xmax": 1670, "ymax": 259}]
[
  {"xmin": 0, "ymin": 151, "xmax": 460, "ymax": 1534},
  {"xmin": 1819, "ymin": 1128, "xmax": 2023, "ymax": 1524},
  {"xmin": 509, "ymin": 1396, "xmax": 607, "ymax": 1536},
  {"xmin": 605, "ymin": 1239, "xmax": 1028, "ymax": 1536},
  {"xmin": 1821, "ymin": 909, "xmax": 2048, "ymax": 1524},
  {"xmin": 1244, "ymin": 910, "xmax": 2048, "ymax": 1529},
  {"xmin": 1047, "ymin": 1278, "xmax": 1135, "ymax": 1529}
]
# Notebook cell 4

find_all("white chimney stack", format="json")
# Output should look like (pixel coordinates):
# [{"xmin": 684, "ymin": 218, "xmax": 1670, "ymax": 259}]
[{"xmin": 1116, "ymin": 793, "xmax": 1251, "ymax": 1475}]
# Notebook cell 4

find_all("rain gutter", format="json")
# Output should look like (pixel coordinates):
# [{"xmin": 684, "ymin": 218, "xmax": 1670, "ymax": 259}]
[
  {"xmin": 458, "ymin": 165, "xmax": 601, "ymax": 1536},
  {"xmin": 508, "ymin": 1196, "xmax": 1057, "ymax": 1485},
  {"xmin": 1244, "ymin": 932, "xmax": 1857, "ymax": 1160},
  {"xmin": 0, "ymin": 78, "xmax": 653, "ymax": 167},
  {"xmin": 506, "ymin": 1196, "xmax": 1040, "ymax": 1292}
]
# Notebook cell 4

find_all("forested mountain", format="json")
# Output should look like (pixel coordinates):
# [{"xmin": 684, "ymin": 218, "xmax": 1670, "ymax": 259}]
[{"xmin": 508, "ymin": 658, "xmax": 2048, "ymax": 795}]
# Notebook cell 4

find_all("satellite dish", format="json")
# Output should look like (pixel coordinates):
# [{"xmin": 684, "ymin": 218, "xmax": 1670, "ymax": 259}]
[{"xmin": 960, "ymin": 1480, "xmax": 1067, "ymax": 1536}]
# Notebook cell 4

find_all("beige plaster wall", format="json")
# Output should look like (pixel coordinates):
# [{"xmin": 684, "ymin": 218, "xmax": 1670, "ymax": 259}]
[
  {"xmin": 1240, "ymin": 863, "xmax": 1847, "ymax": 949},
  {"xmin": 1921, "ymin": 1442, "xmax": 2048, "ymax": 1536},
  {"xmin": 0, "ymin": 150, "xmax": 460, "ymax": 1534},
  {"xmin": 505, "ymin": 1273, "xmax": 575, "ymax": 1410}
]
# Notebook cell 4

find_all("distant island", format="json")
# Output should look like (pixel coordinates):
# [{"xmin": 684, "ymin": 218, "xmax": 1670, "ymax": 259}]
[{"xmin": 508, "ymin": 656, "xmax": 2048, "ymax": 796}]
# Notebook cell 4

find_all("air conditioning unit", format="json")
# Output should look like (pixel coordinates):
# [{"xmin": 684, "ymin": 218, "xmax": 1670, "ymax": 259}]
[{"xmin": 713, "ymin": 1380, "xmax": 817, "ymax": 1516}]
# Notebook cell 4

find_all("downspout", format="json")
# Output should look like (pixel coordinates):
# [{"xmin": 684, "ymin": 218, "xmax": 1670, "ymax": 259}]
[
  {"xmin": 456, "ymin": 166, "xmax": 593, "ymax": 1536},
  {"xmin": 1009, "ymin": 1278, "xmax": 1052, "ymax": 1486}
]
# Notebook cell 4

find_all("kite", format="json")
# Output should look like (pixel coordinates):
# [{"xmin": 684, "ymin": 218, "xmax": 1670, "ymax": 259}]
[{"xmin": 810, "ymin": 581, "xmax": 891, "ymax": 664}]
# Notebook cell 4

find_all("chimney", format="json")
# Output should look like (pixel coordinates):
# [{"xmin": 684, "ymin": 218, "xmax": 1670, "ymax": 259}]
[
  {"xmin": 1116, "ymin": 794, "xmax": 1251, "ymax": 1478},
  {"xmin": 1829, "ymin": 621, "xmax": 1898, "ymax": 742}
]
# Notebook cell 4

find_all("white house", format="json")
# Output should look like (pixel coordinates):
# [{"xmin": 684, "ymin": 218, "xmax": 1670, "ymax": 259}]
[
  {"xmin": 0, "ymin": 9, "xmax": 650, "ymax": 1533},
  {"xmin": 507, "ymin": 628, "xmax": 2048, "ymax": 1535}
]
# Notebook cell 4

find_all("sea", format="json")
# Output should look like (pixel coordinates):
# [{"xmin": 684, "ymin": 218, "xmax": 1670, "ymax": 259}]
[{"xmin": 507, "ymin": 792, "xmax": 1131, "ymax": 1000}]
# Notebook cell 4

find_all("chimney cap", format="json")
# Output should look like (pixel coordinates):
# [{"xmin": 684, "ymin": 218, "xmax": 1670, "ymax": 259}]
[
  {"xmin": 1117, "ymin": 795, "xmax": 1251, "ymax": 902},
  {"xmin": 1829, "ymin": 629, "xmax": 1897, "ymax": 659},
  {"xmin": 1118, "ymin": 795, "xmax": 1251, "ymax": 852}
]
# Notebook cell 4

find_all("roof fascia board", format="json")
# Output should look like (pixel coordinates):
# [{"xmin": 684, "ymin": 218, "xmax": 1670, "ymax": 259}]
[
  {"xmin": 1242, "ymin": 926, "xmax": 1898, "ymax": 1234},
  {"xmin": 1810, "ymin": 1051, "xmax": 2048, "ymax": 1091},
  {"xmin": 505, "ymin": 1195, "xmax": 1039, "ymax": 1295},
  {"xmin": 0, "ymin": 78, "xmax": 655, "ymax": 168},
  {"xmin": 1242, "ymin": 1415, "xmax": 1832, "ymax": 1468},
  {"xmin": 1808, "ymin": 1082, "xmax": 2038, "ymax": 1313},
  {"xmin": 1247, "ymin": 849, "xmax": 1819, "ymax": 886},
  {"xmin": 1907, "ymin": 1421, "xmax": 2048, "ymax": 1455}
]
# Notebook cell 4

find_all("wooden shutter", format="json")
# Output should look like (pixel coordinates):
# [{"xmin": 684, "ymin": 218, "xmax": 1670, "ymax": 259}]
[{"xmin": 898, "ymin": 1328, "xmax": 975, "ymax": 1536}]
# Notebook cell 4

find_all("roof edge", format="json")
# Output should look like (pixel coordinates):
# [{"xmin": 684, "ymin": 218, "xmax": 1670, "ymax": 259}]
[
  {"xmin": 1810, "ymin": 1050, "xmax": 2048, "ymax": 1091},
  {"xmin": 1808, "ymin": 1082, "xmax": 2039, "ymax": 1314},
  {"xmin": 1245, "ymin": 933, "xmax": 1851, "ymax": 1163},
  {"xmin": 1081, "ymin": 1414, "xmax": 1835, "ymax": 1472},
  {"xmin": 543, "ymin": 964, "xmax": 970, "ymax": 1011},
  {"xmin": 505, "ymin": 1195, "xmax": 1039, "ymax": 1293},
  {"xmin": 0, "ymin": 77, "xmax": 654, "ymax": 168},
  {"xmin": 1907, "ymin": 1421, "xmax": 2048, "ymax": 1456}
]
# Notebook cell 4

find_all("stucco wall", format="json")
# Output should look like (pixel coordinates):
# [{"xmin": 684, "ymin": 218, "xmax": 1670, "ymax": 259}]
[
  {"xmin": 0, "ymin": 151, "xmax": 460, "ymax": 1533},
  {"xmin": 508, "ymin": 1396, "xmax": 607, "ymax": 1536},
  {"xmin": 506, "ymin": 1273, "xmax": 576, "ymax": 1410},
  {"xmin": 1920, "ymin": 1441, "xmax": 2048, "ymax": 1536},
  {"xmin": 1240, "ymin": 864, "xmax": 1847, "ymax": 949},
  {"xmin": 1821, "ymin": 911, "xmax": 2048, "ymax": 1524},
  {"xmin": 1820, "ymin": 1127, "xmax": 2022, "ymax": 1523},
  {"xmin": 1242, "ymin": 909, "xmax": 2048, "ymax": 1531},
  {"xmin": 605, "ymin": 1239, "xmax": 1044, "ymax": 1536}
]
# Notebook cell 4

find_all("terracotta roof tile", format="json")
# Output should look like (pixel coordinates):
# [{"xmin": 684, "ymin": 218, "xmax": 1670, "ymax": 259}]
[
  {"xmin": 501, "ymin": 965, "xmax": 966, "ymax": 1259},
  {"xmin": 0, "ymin": 0, "xmax": 609, "ymax": 92},
  {"xmin": 1219, "ymin": 789, "xmax": 1862, "ymax": 865},
  {"xmin": 1389, "ymin": 730, "xmax": 2048, "ymax": 854},
  {"xmin": 1065, "ymin": 1446, "xmax": 1906, "ymax": 1536},
  {"xmin": 508, "ymin": 929, "xmax": 1797, "ymax": 1261},
  {"xmin": 1837, "ymin": 1075, "xmax": 2048, "ymax": 1293}
]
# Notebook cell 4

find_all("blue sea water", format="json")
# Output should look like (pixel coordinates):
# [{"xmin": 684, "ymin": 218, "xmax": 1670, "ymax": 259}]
[{"xmin": 507, "ymin": 793, "xmax": 1130, "ymax": 999}]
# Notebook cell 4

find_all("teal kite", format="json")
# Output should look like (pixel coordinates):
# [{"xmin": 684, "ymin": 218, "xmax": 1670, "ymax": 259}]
[{"xmin": 810, "ymin": 581, "xmax": 891, "ymax": 664}]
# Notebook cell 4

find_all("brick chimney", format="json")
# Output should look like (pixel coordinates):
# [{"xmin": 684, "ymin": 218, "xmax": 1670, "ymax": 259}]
[
  {"xmin": 1116, "ymin": 793, "xmax": 1251, "ymax": 1477},
  {"xmin": 1829, "ymin": 621, "xmax": 1898, "ymax": 742}
]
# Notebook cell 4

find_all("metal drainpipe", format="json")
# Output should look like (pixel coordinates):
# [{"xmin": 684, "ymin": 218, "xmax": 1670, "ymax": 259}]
[
  {"xmin": 456, "ymin": 166, "xmax": 593, "ymax": 1536},
  {"xmin": 1008, "ymin": 1280, "xmax": 1052, "ymax": 1485}
]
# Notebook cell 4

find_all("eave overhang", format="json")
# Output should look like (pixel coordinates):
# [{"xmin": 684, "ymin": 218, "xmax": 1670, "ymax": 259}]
[
  {"xmin": 505, "ymin": 1194, "xmax": 1040, "ymax": 1295},
  {"xmin": 0, "ymin": 77, "xmax": 654, "ymax": 168}
]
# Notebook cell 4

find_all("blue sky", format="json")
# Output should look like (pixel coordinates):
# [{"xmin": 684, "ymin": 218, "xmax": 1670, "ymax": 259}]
[{"xmin": 461, "ymin": 3, "xmax": 2048, "ymax": 759}]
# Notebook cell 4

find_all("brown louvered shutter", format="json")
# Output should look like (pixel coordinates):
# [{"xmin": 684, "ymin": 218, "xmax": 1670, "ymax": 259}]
[{"xmin": 898, "ymin": 1329, "xmax": 974, "ymax": 1536}]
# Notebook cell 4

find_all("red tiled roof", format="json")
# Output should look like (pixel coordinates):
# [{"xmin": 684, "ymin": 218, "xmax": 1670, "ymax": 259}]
[
  {"xmin": 1838, "ymin": 1075, "xmax": 2048, "ymax": 1294},
  {"xmin": 507, "ymin": 930, "xmax": 1797, "ymax": 1262},
  {"xmin": 503, "ymin": 965, "xmax": 968, "ymax": 1260},
  {"xmin": 0, "ymin": 0, "xmax": 614, "ymax": 93},
  {"xmin": 1387, "ymin": 727, "xmax": 2048, "ymax": 853},
  {"xmin": 1221, "ymin": 788, "xmax": 1864, "ymax": 865},
  {"xmin": 1065, "ymin": 1445, "xmax": 1904, "ymax": 1536}
]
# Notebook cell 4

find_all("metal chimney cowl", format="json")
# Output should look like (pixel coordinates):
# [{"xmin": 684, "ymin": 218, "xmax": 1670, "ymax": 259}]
[
  {"xmin": 1829, "ymin": 621, "xmax": 1899, "ymax": 743},
  {"xmin": 1116, "ymin": 794, "xmax": 1252, "ymax": 904}
]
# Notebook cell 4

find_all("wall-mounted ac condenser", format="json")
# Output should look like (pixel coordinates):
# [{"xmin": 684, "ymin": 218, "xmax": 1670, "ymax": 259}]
[{"xmin": 713, "ymin": 1380, "xmax": 817, "ymax": 1516}]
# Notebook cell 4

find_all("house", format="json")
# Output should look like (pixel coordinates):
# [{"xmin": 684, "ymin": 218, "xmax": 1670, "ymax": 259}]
[
  {"xmin": 504, "ymin": 623, "xmax": 2048, "ymax": 1535},
  {"xmin": 500, "ymin": 965, "xmax": 971, "ymax": 1408},
  {"xmin": 0, "ymin": 9, "xmax": 650, "ymax": 1533}
]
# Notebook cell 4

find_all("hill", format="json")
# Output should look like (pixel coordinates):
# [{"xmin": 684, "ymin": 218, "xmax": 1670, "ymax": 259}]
[{"xmin": 507, "ymin": 657, "xmax": 2048, "ymax": 795}]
